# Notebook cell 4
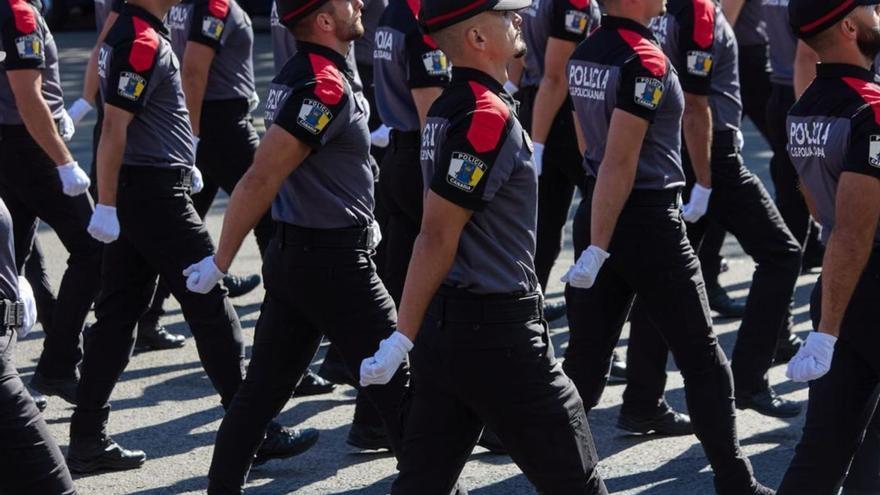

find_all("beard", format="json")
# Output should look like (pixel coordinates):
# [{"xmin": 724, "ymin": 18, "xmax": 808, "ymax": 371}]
[
  {"xmin": 513, "ymin": 30, "xmax": 527, "ymax": 58},
  {"xmin": 857, "ymin": 23, "xmax": 880, "ymax": 60},
  {"xmin": 335, "ymin": 14, "xmax": 365, "ymax": 42}
]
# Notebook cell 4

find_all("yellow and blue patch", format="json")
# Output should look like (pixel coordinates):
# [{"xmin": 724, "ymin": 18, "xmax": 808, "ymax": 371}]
[
  {"xmin": 117, "ymin": 71, "xmax": 147, "ymax": 101},
  {"xmin": 297, "ymin": 99, "xmax": 333, "ymax": 135},
  {"xmin": 201, "ymin": 16, "xmax": 225, "ymax": 40},
  {"xmin": 869, "ymin": 135, "xmax": 880, "ymax": 169},
  {"xmin": 421, "ymin": 50, "xmax": 450, "ymax": 77},
  {"xmin": 634, "ymin": 77, "xmax": 664, "ymax": 110},
  {"xmin": 686, "ymin": 50, "xmax": 713, "ymax": 77},
  {"xmin": 14, "ymin": 34, "xmax": 42, "ymax": 60},
  {"xmin": 565, "ymin": 10, "xmax": 588, "ymax": 35},
  {"xmin": 447, "ymin": 152, "xmax": 487, "ymax": 193}
]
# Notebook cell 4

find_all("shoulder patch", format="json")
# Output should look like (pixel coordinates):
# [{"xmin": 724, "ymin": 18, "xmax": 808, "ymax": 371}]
[
  {"xmin": 308, "ymin": 53, "xmax": 344, "ymax": 106},
  {"xmin": 634, "ymin": 77, "xmax": 664, "ymax": 109},
  {"xmin": 567, "ymin": 0, "xmax": 589, "ymax": 8},
  {"xmin": 686, "ymin": 50, "xmax": 713, "ymax": 76},
  {"xmin": 13, "ymin": 33, "xmax": 42, "ymax": 59},
  {"xmin": 618, "ymin": 28, "xmax": 667, "ymax": 78},
  {"xmin": 869, "ymin": 135, "xmax": 880, "ymax": 169},
  {"xmin": 6, "ymin": 0, "xmax": 36, "ymax": 34},
  {"xmin": 446, "ymin": 152, "xmax": 487, "ymax": 192},
  {"xmin": 842, "ymin": 77, "xmax": 880, "ymax": 125},
  {"xmin": 129, "ymin": 17, "xmax": 159, "ymax": 72},
  {"xmin": 207, "ymin": 0, "xmax": 229, "ymax": 18},
  {"xmin": 690, "ymin": 0, "xmax": 715, "ymax": 49},
  {"xmin": 466, "ymin": 81, "xmax": 510, "ymax": 153},
  {"xmin": 297, "ymin": 98, "xmax": 333, "ymax": 134},
  {"xmin": 564, "ymin": 9, "xmax": 589, "ymax": 34},
  {"xmin": 405, "ymin": 0, "xmax": 420, "ymax": 18}
]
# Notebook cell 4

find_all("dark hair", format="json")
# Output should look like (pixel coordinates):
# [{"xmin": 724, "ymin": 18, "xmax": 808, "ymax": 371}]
[{"xmin": 289, "ymin": 1, "xmax": 335, "ymax": 38}]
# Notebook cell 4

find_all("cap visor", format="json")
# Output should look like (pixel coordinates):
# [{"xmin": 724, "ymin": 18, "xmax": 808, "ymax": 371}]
[{"xmin": 492, "ymin": 0, "xmax": 532, "ymax": 11}]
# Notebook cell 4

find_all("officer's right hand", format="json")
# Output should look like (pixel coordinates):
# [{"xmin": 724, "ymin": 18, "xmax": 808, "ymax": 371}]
[
  {"xmin": 561, "ymin": 245, "xmax": 610, "ymax": 289},
  {"xmin": 370, "ymin": 124, "xmax": 391, "ymax": 148},
  {"xmin": 533, "ymin": 142, "xmax": 545, "ymax": 177},
  {"xmin": 191, "ymin": 166, "xmax": 205, "ymax": 195},
  {"xmin": 360, "ymin": 331, "xmax": 413, "ymax": 387},
  {"xmin": 682, "ymin": 183, "xmax": 712, "ymax": 223},
  {"xmin": 17, "ymin": 276, "xmax": 37, "ymax": 338},
  {"xmin": 57, "ymin": 162, "xmax": 91, "ymax": 196},
  {"xmin": 183, "ymin": 255, "xmax": 226, "ymax": 294},
  {"xmin": 67, "ymin": 98, "xmax": 94, "ymax": 125},
  {"xmin": 87, "ymin": 204, "xmax": 120, "ymax": 244},
  {"xmin": 786, "ymin": 331, "xmax": 837, "ymax": 382}
]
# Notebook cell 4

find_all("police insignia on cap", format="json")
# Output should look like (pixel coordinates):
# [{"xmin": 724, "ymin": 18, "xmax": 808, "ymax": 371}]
[
  {"xmin": 564, "ymin": 10, "xmax": 588, "ymax": 34},
  {"xmin": 202, "ymin": 16, "xmax": 225, "ymax": 40},
  {"xmin": 422, "ymin": 50, "xmax": 450, "ymax": 77},
  {"xmin": 297, "ymin": 99, "xmax": 333, "ymax": 134},
  {"xmin": 117, "ymin": 72, "xmax": 147, "ymax": 101},
  {"xmin": 14, "ymin": 34, "xmax": 42, "ymax": 60},
  {"xmin": 869, "ymin": 136, "xmax": 880, "ymax": 168},
  {"xmin": 447, "ymin": 152, "xmax": 487, "ymax": 192},
  {"xmin": 686, "ymin": 51, "xmax": 713, "ymax": 76},
  {"xmin": 634, "ymin": 77, "xmax": 663, "ymax": 110}
]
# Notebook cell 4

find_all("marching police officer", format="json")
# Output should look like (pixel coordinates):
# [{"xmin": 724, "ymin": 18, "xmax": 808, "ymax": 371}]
[
  {"xmin": 563, "ymin": 0, "xmax": 774, "ymax": 492},
  {"xmin": 1, "ymin": 0, "xmax": 102, "ymax": 406},
  {"xmin": 68, "ymin": 0, "xmax": 316, "ymax": 472},
  {"xmin": 360, "ymin": 1, "xmax": 607, "ymax": 493},
  {"xmin": 780, "ymin": 1, "xmax": 880, "ymax": 492}
]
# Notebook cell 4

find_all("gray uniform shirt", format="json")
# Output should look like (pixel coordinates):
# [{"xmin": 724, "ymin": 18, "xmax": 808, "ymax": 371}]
[
  {"xmin": 0, "ymin": 0, "xmax": 63, "ymax": 125},
  {"xmin": 734, "ymin": 0, "xmax": 767, "ymax": 47},
  {"xmin": 99, "ymin": 3, "xmax": 194, "ymax": 169},
  {"xmin": 762, "ymin": 0, "xmax": 794, "ymax": 86},
  {"xmin": 0, "ymin": 198, "xmax": 18, "ymax": 302},
  {"xmin": 521, "ymin": 0, "xmax": 601, "ymax": 88}
]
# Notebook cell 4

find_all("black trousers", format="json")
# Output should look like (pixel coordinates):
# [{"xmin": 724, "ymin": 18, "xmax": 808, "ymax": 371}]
[
  {"xmin": 517, "ymin": 86, "xmax": 586, "ymax": 291},
  {"xmin": 0, "ymin": 126, "xmax": 102, "ymax": 380},
  {"xmin": 392, "ymin": 288, "xmax": 607, "ymax": 495},
  {"xmin": 564, "ymin": 183, "xmax": 757, "ymax": 494},
  {"xmin": 779, "ymin": 253, "xmax": 880, "ymax": 494},
  {"xmin": 24, "ymin": 237, "xmax": 58, "ymax": 332},
  {"xmin": 376, "ymin": 130, "xmax": 423, "ymax": 306},
  {"xmin": 208, "ymin": 224, "xmax": 407, "ymax": 494},
  {"xmin": 0, "ymin": 329, "xmax": 76, "ymax": 494},
  {"xmin": 623, "ymin": 146, "xmax": 802, "ymax": 414},
  {"xmin": 71, "ymin": 167, "xmax": 245, "ymax": 440}
]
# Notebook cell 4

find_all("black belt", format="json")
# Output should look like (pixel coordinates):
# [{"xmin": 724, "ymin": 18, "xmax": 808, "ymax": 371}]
[
  {"xmin": 276, "ymin": 222, "xmax": 375, "ymax": 250},
  {"xmin": 0, "ymin": 120, "xmax": 62, "ymax": 140},
  {"xmin": 390, "ymin": 129, "xmax": 421, "ymax": 149},
  {"xmin": 584, "ymin": 178, "xmax": 681, "ymax": 207},
  {"xmin": 118, "ymin": 165, "xmax": 193, "ymax": 189},
  {"xmin": 428, "ymin": 286, "xmax": 543, "ymax": 324},
  {"xmin": 713, "ymin": 130, "xmax": 740, "ymax": 151},
  {"xmin": 0, "ymin": 299, "xmax": 24, "ymax": 336}
]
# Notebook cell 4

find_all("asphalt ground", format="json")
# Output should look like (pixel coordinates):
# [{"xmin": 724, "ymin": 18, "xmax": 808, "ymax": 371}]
[{"xmin": 13, "ymin": 25, "xmax": 821, "ymax": 494}]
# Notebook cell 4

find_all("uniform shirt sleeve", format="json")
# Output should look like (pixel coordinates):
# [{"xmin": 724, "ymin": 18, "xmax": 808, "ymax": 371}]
[
  {"xmin": 406, "ymin": 32, "xmax": 451, "ymax": 89},
  {"xmin": 548, "ymin": 0, "xmax": 594, "ymax": 42},
  {"xmin": 1, "ymin": 3, "xmax": 46, "ymax": 71},
  {"xmin": 671, "ymin": 3, "xmax": 715, "ymax": 95},
  {"xmin": 111, "ymin": 0, "xmax": 124, "ymax": 14},
  {"xmin": 272, "ymin": 80, "xmax": 350, "ymax": 151},
  {"xmin": 845, "ymin": 111, "xmax": 880, "ymax": 180},
  {"xmin": 103, "ymin": 28, "xmax": 161, "ymax": 113},
  {"xmin": 615, "ymin": 56, "xmax": 669, "ymax": 122},
  {"xmin": 187, "ymin": 0, "xmax": 230, "ymax": 51}
]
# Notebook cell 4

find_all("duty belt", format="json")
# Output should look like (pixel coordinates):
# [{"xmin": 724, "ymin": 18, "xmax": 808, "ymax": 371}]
[
  {"xmin": 429, "ymin": 287, "xmax": 544, "ymax": 324},
  {"xmin": 0, "ymin": 120, "xmax": 62, "ymax": 141},
  {"xmin": 118, "ymin": 166, "xmax": 194, "ymax": 189},
  {"xmin": 277, "ymin": 223, "xmax": 375, "ymax": 250},
  {"xmin": 0, "ymin": 299, "xmax": 24, "ymax": 336},
  {"xmin": 389, "ymin": 130, "xmax": 421, "ymax": 149}
]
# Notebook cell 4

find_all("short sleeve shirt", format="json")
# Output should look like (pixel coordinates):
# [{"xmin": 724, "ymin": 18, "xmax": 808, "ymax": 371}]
[
  {"xmin": 0, "ymin": 0, "xmax": 63, "ymax": 125},
  {"xmin": 651, "ymin": 0, "xmax": 742, "ymax": 133},
  {"xmin": 568, "ymin": 15, "xmax": 686, "ymax": 190},
  {"xmin": 762, "ymin": 0, "xmax": 794, "ymax": 86},
  {"xmin": 98, "ymin": 4, "xmax": 194, "ymax": 169},
  {"xmin": 788, "ymin": 64, "xmax": 880, "ymax": 247},
  {"xmin": 0, "ymin": 198, "xmax": 18, "ymax": 302},
  {"xmin": 373, "ymin": 0, "xmax": 450, "ymax": 132},
  {"xmin": 520, "ymin": 0, "xmax": 601, "ymax": 88},
  {"xmin": 264, "ymin": 41, "xmax": 374, "ymax": 228},
  {"xmin": 421, "ymin": 67, "xmax": 539, "ymax": 295},
  {"xmin": 734, "ymin": 0, "xmax": 768, "ymax": 47}
]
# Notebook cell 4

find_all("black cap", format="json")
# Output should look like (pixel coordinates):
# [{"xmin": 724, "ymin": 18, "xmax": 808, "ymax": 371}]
[
  {"xmin": 419, "ymin": 0, "xmax": 532, "ymax": 33},
  {"xmin": 790, "ymin": 0, "xmax": 880, "ymax": 38},
  {"xmin": 275, "ymin": 0, "xmax": 330, "ymax": 28}
]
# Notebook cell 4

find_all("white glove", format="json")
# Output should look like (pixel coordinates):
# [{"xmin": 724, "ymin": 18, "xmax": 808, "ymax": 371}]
[
  {"xmin": 59, "ymin": 110, "xmax": 75, "ymax": 142},
  {"xmin": 248, "ymin": 92, "xmax": 260, "ymax": 113},
  {"xmin": 67, "ymin": 98, "xmax": 94, "ymax": 125},
  {"xmin": 360, "ymin": 331, "xmax": 414, "ymax": 386},
  {"xmin": 786, "ymin": 332, "xmax": 837, "ymax": 382},
  {"xmin": 16, "ymin": 276, "xmax": 36, "ymax": 338},
  {"xmin": 561, "ymin": 245, "xmax": 610, "ymax": 289},
  {"xmin": 57, "ymin": 162, "xmax": 91, "ymax": 197},
  {"xmin": 370, "ymin": 124, "xmax": 391, "ymax": 148},
  {"xmin": 503, "ymin": 79, "xmax": 519, "ymax": 95},
  {"xmin": 191, "ymin": 166, "xmax": 204, "ymax": 195},
  {"xmin": 368, "ymin": 221, "xmax": 382, "ymax": 250},
  {"xmin": 183, "ymin": 255, "xmax": 226, "ymax": 294},
  {"xmin": 87, "ymin": 204, "xmax": 120, "ymax": 244},
  {"xmin": 682, "ymin": 183, "xmax": 712, "ymax": 223},
  {"xmin": 192, "ymin": 135, "xmax": 200, "ymax": 154},
  {"xmin": 533, "ymin": 142, "xmax": 545, "ymax": 177}
]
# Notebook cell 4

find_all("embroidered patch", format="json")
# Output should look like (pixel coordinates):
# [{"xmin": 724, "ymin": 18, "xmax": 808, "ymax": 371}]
[
  {"xmin": 421, "ymin": 50, "xmax": 450, "ymax": 77},
  {"xmin": 869, "ymin": 135, "xmax": 880, "ymax": 168},
  {"xmin": 297, "ymin": 99, "xmax": 332, "ymax": 134},
  {"xmin": 447, "ymin": 152, "xmax": 487, "ymax": 192},
  {"xmin": 117, "ymin": 72, "xmax": 147, "ymax": 101},
  {"xmin": 201, "ymin": 16, "xmax": 225, "ymax": 40},
  {"xmin": 634, "ymin": 77, "xmax": 663, "ymax": 110},
  {"xmin": 564, "ymin": 10, "xmax": 588, "ymax": 34},
  {"xmin": 686, "ymin": 50, "xmax": 713, "ymax": 76},
  {"xmin": 14, "ymin": 34, "xmax": 42, "ymax": 60}
]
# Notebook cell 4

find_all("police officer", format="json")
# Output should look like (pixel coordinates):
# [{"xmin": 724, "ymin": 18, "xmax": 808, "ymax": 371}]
[
  {"xmin": 779, "ymin": 1, "xmax": 880, "ymax": 492},
  {"xmin": 563, "ymin": 0, "xmax": 774, "ymax": 492},
  {"xmin": 1, "ymin": 0, "xmax": 102, "ymax": 406},
  {"xmin": 68, "ymin": 0, "xmax": 317, "ymax": 472},
  {"xmin": 359, "ymin": 2, "xmax": 606, "ymax": 493}
]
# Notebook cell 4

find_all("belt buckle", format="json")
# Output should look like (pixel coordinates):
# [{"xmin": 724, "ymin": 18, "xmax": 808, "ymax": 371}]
[
  {"xmin": 365, "ymin": 224, "xmax": 375, "ymax": 249},
  {"xmin": 2, "ymin": 300, "xmax": 23, "ymax": 328}
]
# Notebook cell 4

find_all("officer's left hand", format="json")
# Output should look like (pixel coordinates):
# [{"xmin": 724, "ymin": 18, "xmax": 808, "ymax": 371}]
[
  {"xmin": 360, "ymin": 331, "xmax": 413, "ymax": 386},
  {"xmin": 533, "ymin": 142, "xmax": 545, "ymax": 177},
  {"xmin": 17, "ymin": 276, "xmax": 37, "ymax": 338},
  {"xmin": 87, "ymin": 204, "xmax": 120, "ymax": 244},
  {"xmin": 368, "ymin": 221, "xmax": 382, "ymax": 250},
  {"xmin": 682, "ymin": 184, "xmax": 712, "ymax": 223},
  {"xmin": 786, "ymin": 331, "xmax": 837, "ymax": 382},
  {"xmin": 59, "ymin": 110, "xmax": 75, "ymax": 142},
  {"xmin": 183, "ymin": 255, "xmax": 226, "ymax": 294},
  {"xmin": 562, "ymin": 245, "xmax": 610, "ymax": 289},
  {"xmin": 57, "ymin": 162, "xmax": 91, "ymax": 197},
  {"xmin": 191, "ymin": 166, "xmax": 205, "ymax": 195},
  {"xmin": 248, "ymin": 92, "xmax": 260, "ymax": 113},
  {"xmin": 370, "ymin": 124, "xmax": 391, "ymax": 148}
]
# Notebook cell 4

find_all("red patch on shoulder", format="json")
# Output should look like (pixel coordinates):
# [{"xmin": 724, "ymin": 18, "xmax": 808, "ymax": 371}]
[
  {"xmin": 691, "ymin": 0, "xmax": 715, "ymax": 49},
  {"xmin": 129, "ymin": 17, "xmax": 159, "ymax": 73},
  {"xmin": 466, "ymin": 81, "xmax": 510, "ymax": 153},
  {"xmin": 568, "ymin": 0, "xmax": 589, "ymax": 9},
  {"xmin": 6, "ymin": 0, "xmax": 37, "ymax": 34},
  {"xmin": 405, "ymin": 0, "xmax": 420, "ymax": 17},
  {"xmin": 208, "ymin": 0, "xmax": 229, "ymax": 19},
  {"xmin": 308, "ymin": 53, "xmax": 344, "ymax": 106},
  {"xmin": 843, "ymin": 77, "xmax": 880, "ymax": 125},
  {"xmin": 617, "ymin": 28, "xmax": 667, "ymax": 78}
]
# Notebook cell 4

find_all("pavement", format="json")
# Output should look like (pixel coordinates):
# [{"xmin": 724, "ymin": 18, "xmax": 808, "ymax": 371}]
[{"xmin": 14, "ymin": 25, "xmax": 821, "ymax": 494}]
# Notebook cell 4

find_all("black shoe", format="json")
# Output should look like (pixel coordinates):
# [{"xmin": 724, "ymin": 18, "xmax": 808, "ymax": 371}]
[
  {"xmin": 346, "ymin": 422, "xmax": 391, "ymax": 451},
  {"xmin": 774, "ymin": 334, "xmax": 804, "ymax": 365},
  {"xmin": 618, "ymin": 408, "xmax": 694, "ymax": 436},
  {"xmin": 318, "ymin": 356, "xmax": 355, "ymax": 387},
  {"xmin": 608, "ymin": 351, "xmax": 627, "ymax": 384},
  {"xmin": 294, "ymin": 370, "xmax": 336, "ymax": 397},
  {"xmin": 135, "ymin": 324, "xmax": 186, "ymax": 352},
  {"xmin": 543, "ymin": 300, "xmax": 567, "ymax": 323},
  {"xmin": 735, "ymin": 387, "xmax": 801, "ymax": 418},
  {"xmin": 67, "ymin": 436, "xmax": 147, "ymax": 473},
  {"xmin": 254, "ymin": 423, "xmax": 319, "ymax": 466},
  {"xmin": 29, "ymin": 388, "xmax": 48, "ymax": 412},
  {"xmin": 224, "ymin": 273, "xmax": 261, "ymax": 298},
  {"xmin": 708, "ymin": 286, "xmax": 746, "ymax": 319},
  {"xmin": 30, "ymin": 372, "xmax": 78, "ymax": 405},
  {"xmin": 476, "ymin": 428, "xmax": 507, "ymax": 455}
]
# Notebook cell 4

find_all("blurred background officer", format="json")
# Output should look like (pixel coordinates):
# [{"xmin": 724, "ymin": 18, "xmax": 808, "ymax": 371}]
[
  {"xmin": 361, "ymin": 1, "xmax": 607, "ymax": 493},
  {"xmin": 780, "ymin": 1, "xmax": 880, "ymax": 492},
  {"xmin": 187, "ymin": 0, "xmax": 415, "ymax": 491},
  {"xmin": 563, "ymin": 0, "xmax": 774, "ymax": 492},
  {"xmin": 0, "ymin": 191, "xmax": 76, "ymax": 494},
  {"xmin": 518, "ymin": 0, "xmax": 599, "ymax": 322},
  {"xmin": 372, "ymin": 0, "xmax": 449, "ymax": 305},
  {"xmin": 0, "ymin": 0, "xmax": 102, "ymax": 406},
  {"xmin": 69, "ymin": 0, "xmax": 315, "ymax": 473}
]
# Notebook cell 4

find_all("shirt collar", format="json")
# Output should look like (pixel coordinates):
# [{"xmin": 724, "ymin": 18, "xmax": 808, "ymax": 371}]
[
  {"xmin": 816, "ymin": 63, "xmax": 880, "ymax": 83},
  {"xmin": 452, "ymin": 67, "xmax": 504, "ymax": 94},
  {"xmin": 121, "ymin": 3, "xmax": 170, "ymax": 38},
  {"xmin": 601, "ymin": 15, "xmax": 657, "ymax": 42},
  {"xmin": 295, "ymin": 40, "xmax": 357, "ymax": 82}
]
